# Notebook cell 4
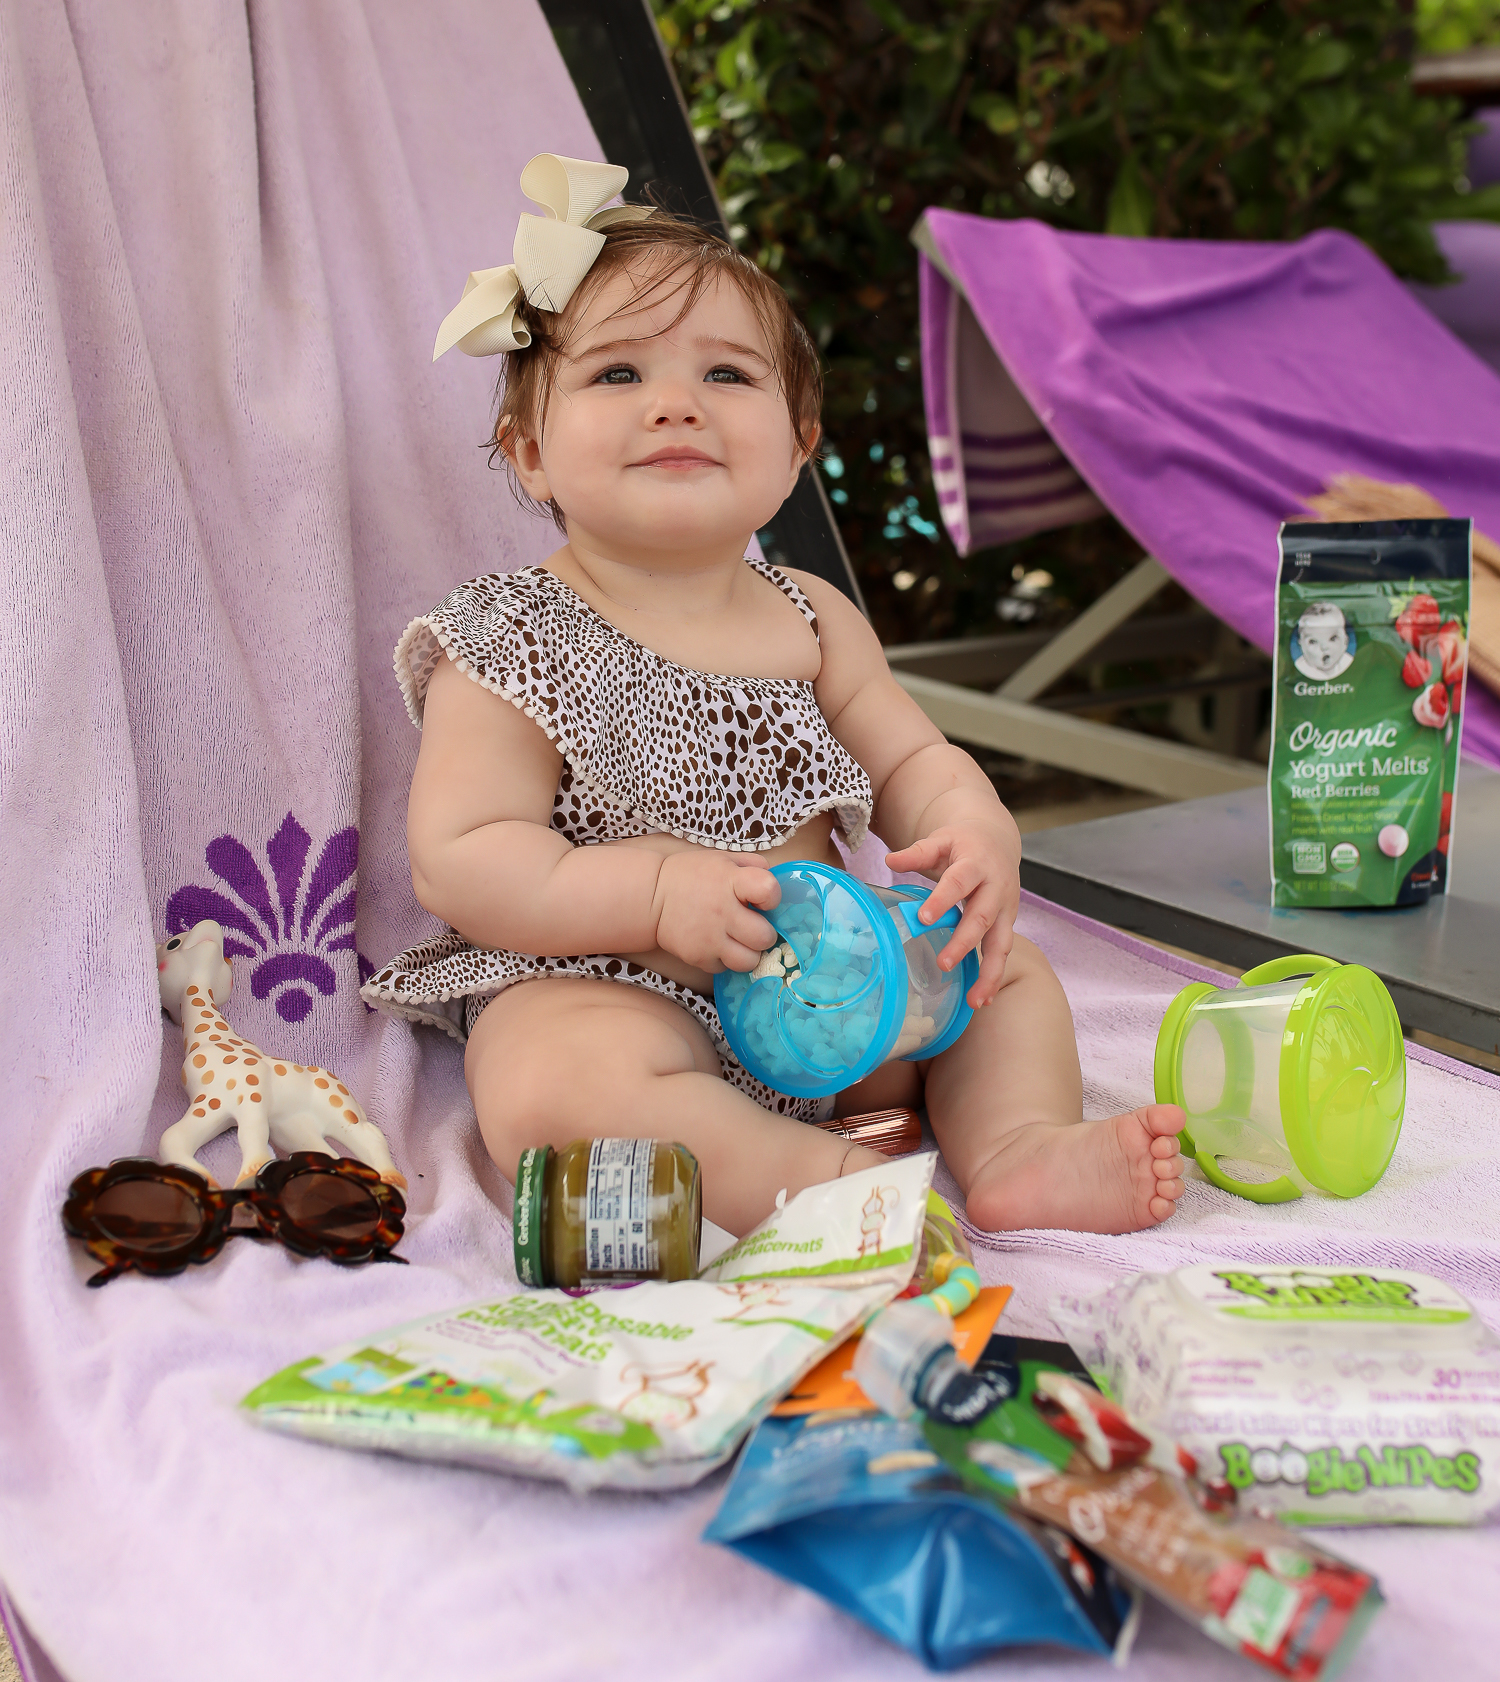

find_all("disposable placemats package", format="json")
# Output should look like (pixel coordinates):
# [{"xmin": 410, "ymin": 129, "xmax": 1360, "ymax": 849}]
[
  {"xmin": 1270, "ymin": 518, "xmax": 1470, "ymax": 907},
  {"xmin": 242, "ymin": 1155, "xmax": 933, "ymax": 1491},
  {"xmin": 707, "ymin": 1334, "xmax": 1140, "ymax": 1670},
  {"xmin": 1053, "ymin": 1263, "xmax": 1500, "ymax": 1525}
]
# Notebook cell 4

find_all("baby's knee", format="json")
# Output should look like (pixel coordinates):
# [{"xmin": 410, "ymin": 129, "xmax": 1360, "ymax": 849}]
[{"xmin": 995, "ymin": 932, "xmax": 1051, "ymax": 987}]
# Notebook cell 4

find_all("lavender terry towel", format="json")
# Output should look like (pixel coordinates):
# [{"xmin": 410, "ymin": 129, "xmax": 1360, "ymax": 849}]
[{"xmin": 2, "ymin": 4, "xmax": 1497, "ymax": 1679}]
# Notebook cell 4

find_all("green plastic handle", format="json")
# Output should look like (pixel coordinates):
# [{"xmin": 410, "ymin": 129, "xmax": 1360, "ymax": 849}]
[
  {"xmin": 1180, "ymin": 1125, "xmax": 1303, "ymax": 1204},
  {"xmin": 1239, "ymin": 953, "xmax": 1339, "ymax": 988},
  {"xmin": 1191, "ymin": 1148, "xmax": 1303, "ymax": 1205}
]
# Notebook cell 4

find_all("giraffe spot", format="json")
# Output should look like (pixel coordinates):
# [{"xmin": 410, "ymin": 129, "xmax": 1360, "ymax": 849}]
[
  {"xmin": 343, "ymin": 1110, "xmax": 359, "ymax": 1125},
  {"xmin": 245, "ymin": 1057, "xmax": 258, "ymax": 1066},
  {"xmin": 274, "ymin": 1064, "xmax": 287, "ymax": 1076},
  {"xmin": 202, "ymin": 1070, "xmax": 214, "ymax": 1083},
  {"xmin": 328, "ymin": 1094, "xmax": 341, "ymax": 1108},
  {"xmin": 209, "ymin": 1035, "xmax": 222, "ymax": 1042},
  {"xmin": 223, "ymin": 1056, "xmax": 237, "ymax": 1065},
  {"xmin": 251, "ymin": 1092, "xmax": 262, "ymax": 1103},
  {"xmin": 226, "ymin": 1079, "xmax": 236, "ymax": 1089},
  {"xmin": 208, "ymin": 1098, "xmax": 221, "ymax": 1110},
  {"xmin": 186, "ymin": 986, "xmax": 198, "ymax": 995},
  {"xmin": 193, "ymin": 1109, "xmax": 205, "ymax": 1118},
  {"xmin": 245, "ymin": 1074, "xmax": 258, "ymax": 1086},
  {"xmin": 314, "ymin": 1078, "xmax": 329, "ymax": 1090},
  {"xmin": 336, "ymin": 1084, "xmax": 348, "ymax": 1096},
  {"xmin": 192, "ymin": 1055, "xmax": 206, "ymax": 1068}
]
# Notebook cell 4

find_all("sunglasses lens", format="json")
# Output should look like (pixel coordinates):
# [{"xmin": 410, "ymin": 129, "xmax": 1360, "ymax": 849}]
[
  {"xmin": 92, "ymin": 1179, "xmax": 205, "ymax": 1252},
  {"xmin": 279, "ymin": 1172, "xmax": 382, "ymax": 1242}
]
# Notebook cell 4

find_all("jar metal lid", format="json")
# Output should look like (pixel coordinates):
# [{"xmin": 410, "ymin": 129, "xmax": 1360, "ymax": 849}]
[{"xmin": 513, "ymin": 1144, "xmax": 551, "ymax": 1286}]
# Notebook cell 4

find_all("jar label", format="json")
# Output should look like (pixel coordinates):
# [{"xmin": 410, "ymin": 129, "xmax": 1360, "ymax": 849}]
[{"xmin": 586, "ymin": 1138, "xmax": 658, "ymax": 1277}]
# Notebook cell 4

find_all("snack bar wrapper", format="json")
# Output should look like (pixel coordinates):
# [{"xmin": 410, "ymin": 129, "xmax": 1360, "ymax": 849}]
[
  {"xmin": 970, "ymin": 1455, "xmax": 1381, "ymax": 1681},
  {"xmin": 924, "ymin": 1344, "xmax": 1383, "ymax": 1680},
  {"xmin": 243, "ymin": 1155, "xmax": 933, "ymax": 1492}
]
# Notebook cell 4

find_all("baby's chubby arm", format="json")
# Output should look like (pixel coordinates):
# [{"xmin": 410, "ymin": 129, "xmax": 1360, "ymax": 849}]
[
  {"xmin": 407, "ymin": 656, "xmax": 781, "ymax": 971},
  {"xmin": 794, "ymin": 573, "xmax": 1022, "ymax": 1006}
]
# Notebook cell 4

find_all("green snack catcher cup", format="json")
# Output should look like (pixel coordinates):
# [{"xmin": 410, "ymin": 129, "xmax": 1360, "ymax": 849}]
[{"xmin": 1153, "ymin": 954, "xmax": 1405, "ymax": 1204}]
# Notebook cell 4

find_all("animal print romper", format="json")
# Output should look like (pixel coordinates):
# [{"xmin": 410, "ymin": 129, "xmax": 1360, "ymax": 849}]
[{"xmin": 361, "ymin": 559, "xmax": 875, "ymax": 1122}]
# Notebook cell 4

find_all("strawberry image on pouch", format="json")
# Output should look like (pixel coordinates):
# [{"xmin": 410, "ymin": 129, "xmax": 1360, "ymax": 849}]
[
  {"xmin": 1401, "ymin": 649, "xmax": 1433, "ymax": 688},
  {"xmin": 1413, "ymin": 681, "xmax": 1450, "ymax": 729},
  {"xmin": 1395, "ymin": 592, "xmax": 1442, "ymax": 647}
]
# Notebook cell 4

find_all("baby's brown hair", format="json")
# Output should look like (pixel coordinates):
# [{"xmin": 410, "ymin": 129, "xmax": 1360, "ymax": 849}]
[{"xmin": 490, "ymin": 211, "xmax": 822, "ymax": 529}]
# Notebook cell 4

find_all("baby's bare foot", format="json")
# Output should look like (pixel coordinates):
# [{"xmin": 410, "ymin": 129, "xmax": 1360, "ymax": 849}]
[{"xmin": 963, "ymin": 1105, "xmax": 1186, "ymax": 1235}]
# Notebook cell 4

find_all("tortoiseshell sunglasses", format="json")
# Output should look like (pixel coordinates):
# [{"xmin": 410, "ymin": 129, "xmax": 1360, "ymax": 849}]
[{"xmin": 63, "ymin": 1153, "xmax": 407, "ymax": 1286}]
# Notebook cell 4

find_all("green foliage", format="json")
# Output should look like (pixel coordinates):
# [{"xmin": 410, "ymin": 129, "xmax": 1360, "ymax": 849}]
[
  {"xmin": 652, "ymin": 1, "xmax": 1483, "ymax": 643},
  {"xmin": 1417, "ymin": 0, "xmax": 1500, "ymax": 54}
]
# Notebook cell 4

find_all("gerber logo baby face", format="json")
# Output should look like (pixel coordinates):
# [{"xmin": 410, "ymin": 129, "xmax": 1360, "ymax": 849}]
[{"xmin": 1290, "ymin": 601, "xmax": 1356, "ymax": 682}]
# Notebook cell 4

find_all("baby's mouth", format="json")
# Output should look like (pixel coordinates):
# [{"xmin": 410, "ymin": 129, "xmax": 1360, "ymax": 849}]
[{"xmin": 634, "ymin": 449, "xmax": 720, "ymax": 469}]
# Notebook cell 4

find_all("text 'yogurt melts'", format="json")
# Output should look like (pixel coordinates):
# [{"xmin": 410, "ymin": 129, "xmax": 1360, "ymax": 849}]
[{"xmin": 1053, "ymin": 1263, "xmax": 1500, "ymax": 1525}]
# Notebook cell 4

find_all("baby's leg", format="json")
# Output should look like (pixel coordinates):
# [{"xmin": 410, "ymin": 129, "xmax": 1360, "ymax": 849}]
[
  {"xmin": 465, "ymin": 976, "xmax": 884, "ymax": 1236},
  {"xmin": 925, "ymin": 935, "xmax": 1186, "ymax": 1234}
]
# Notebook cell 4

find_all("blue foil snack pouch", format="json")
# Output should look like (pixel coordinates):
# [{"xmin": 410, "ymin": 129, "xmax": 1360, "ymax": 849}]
[{"xmin": 705, "ymin": 1336, "xmax": 1135, "ymax": 1670}]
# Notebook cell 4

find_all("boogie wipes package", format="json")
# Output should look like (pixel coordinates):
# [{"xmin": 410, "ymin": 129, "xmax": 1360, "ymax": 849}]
[{"xmin": 1270, "ymin": 518, "xmax": 1471, "ymax": 908}]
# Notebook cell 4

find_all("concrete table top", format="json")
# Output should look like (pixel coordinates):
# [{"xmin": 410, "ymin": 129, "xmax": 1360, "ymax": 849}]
[{"xmin": 1020, "ymin": 762, "xmax": 1500, "ymax": 1059}]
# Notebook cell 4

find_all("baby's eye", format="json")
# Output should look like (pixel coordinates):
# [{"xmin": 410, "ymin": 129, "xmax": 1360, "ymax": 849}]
[
  {"xmin": 596, "ymin": 365, "xmax": 640, "ymax": 385},
  {"xmin": 705, "ymin": 366, "xmax": 750, "ymax": 385}
]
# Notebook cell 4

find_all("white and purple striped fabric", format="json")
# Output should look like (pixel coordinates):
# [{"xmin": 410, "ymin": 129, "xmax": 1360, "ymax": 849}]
[{"xmin": 923, "ymin": 263, "xmax": 1104, "ymax": 554}]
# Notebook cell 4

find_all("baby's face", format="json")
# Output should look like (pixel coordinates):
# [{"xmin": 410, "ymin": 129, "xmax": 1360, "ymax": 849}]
[
  {"xmin": 510, "ymin": 266, "xmax": 805, "ymax": 561},
  {"xmin": 1300, "ymin": 614, "xmax": 1348, "ymax": 674}
]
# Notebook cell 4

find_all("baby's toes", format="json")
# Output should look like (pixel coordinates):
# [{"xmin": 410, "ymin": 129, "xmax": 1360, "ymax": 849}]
[{"xmin": 1141, "ymin": 1102, "xmax": 1185, "ymax": 1140}]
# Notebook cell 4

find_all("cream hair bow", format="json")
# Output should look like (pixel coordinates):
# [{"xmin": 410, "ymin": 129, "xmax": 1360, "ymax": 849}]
[{"xmin": 433, "ymin": 154, "xmax": 652, "ymax": 360}]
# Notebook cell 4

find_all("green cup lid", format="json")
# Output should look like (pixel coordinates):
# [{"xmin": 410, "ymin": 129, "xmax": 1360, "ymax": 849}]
[
  {"xmin": 513, "ymin": 1145, "xmax": 551, "ymax": 1286},
  {"xmin": 1280, "ymin": 965, "xmax": 1405, "ymax": 1198}
]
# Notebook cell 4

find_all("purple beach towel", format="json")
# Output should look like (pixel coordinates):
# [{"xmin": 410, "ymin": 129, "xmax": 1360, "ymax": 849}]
[
  {"xmin": 916, "ymin": 212, "xmax": 1500, "ymax": 768},
  {"xmin": 2, "ymin": 4, "xmax": 1497, "ymax": 1679}
]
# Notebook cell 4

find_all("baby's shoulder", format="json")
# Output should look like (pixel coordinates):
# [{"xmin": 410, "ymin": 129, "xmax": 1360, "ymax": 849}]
[{"xmin": 397, "ymin": 567, "xmax": 586, "ymax": 727}]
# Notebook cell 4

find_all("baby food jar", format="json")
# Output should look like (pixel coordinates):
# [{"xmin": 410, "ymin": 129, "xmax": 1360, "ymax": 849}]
[
  {"xmin": 715, "ymin": 862, "xmax": 980, "ymax": 1100},
  {"xmin": 1154, "ymin": 954, "xmax": 1405, "ymax": 1204},
  {"xmin": 513, "ymin": 1138, "xmax": 702, "ymax": 1288}
]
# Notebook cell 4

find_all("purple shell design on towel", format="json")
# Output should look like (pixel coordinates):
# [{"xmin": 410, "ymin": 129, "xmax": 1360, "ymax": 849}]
[{"xmin": 166, "ymin": 813, "xmax": 375, "ymax": 1022}]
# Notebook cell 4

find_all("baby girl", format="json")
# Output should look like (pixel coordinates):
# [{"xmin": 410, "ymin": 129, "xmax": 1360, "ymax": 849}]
[{"xmin": 365, "ymin": 156, "xmax": 1185, "ymax": 1237}]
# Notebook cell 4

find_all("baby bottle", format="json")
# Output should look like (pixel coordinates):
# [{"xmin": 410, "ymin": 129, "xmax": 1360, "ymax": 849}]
[
  {"xmin": 714, "ymin": 861, "xmax": 980, "ymax": 1100},
  {"xmin": 1153, "ymin": 955, "xmax": 1405, "ymax": 1204}
]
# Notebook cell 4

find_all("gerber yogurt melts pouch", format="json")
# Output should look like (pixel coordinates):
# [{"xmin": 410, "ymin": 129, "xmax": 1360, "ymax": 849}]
[
  {"xmin": 242, "ymin": 1155, "xmax": 933, "ymax": 1492},
  {"xmin": 1270, "ymin": 518, "xmax": 1470, "ymax": 907},
  {"xmin": 1053, "ymin": 1263, "xmax": 1500, "ymax": 1525}
]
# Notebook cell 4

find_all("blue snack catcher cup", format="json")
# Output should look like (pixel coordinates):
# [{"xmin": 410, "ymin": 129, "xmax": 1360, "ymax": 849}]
[{"xmin": 714, "ymin": 861, "xmax": 979, "ymax": 1100}]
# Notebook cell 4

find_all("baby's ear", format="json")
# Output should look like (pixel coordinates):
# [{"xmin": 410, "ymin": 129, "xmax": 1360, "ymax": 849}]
[{"xmin": 790, "ymin": 421, "xmax": 821, "ymax": 489}]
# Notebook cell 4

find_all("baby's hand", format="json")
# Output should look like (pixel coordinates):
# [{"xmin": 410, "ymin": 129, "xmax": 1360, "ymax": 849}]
[
  {"xmin": 885, "ymin": 820, "xmax": 1020, "ymax": 1008},
  {"xmin": 652, "ymin": 850, "xmax": 781, "ymax": 973}
]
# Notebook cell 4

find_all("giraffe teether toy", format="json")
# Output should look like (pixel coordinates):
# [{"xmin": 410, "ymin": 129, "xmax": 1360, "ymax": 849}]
[{"xmin": 156, "ymin": 919, "xmax": 405, "ymax": 1189}]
